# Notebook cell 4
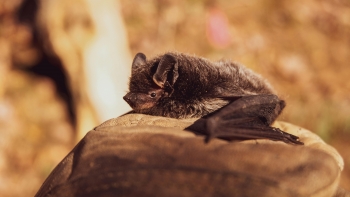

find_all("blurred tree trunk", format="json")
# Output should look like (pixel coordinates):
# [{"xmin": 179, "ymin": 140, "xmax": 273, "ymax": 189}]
[{"xmin": 37, "ymin": 0, "xmax": 132, "ymax": 139}]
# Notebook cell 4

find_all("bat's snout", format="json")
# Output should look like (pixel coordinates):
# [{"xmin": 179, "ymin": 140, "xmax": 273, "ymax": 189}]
[
  {"xmin": 123, "ymin": 92, "xmax": 157, "ymax": 110},
  {"xmin": 123, "ymin": 92, "xmax": 137, "ymax": 108},
  {"xmin": 123, "ymin": 93, "xmax": 130, "ymax": 102}
]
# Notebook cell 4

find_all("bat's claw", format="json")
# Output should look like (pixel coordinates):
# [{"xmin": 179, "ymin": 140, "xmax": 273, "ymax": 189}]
[
  {"xmin": 283, "ymin": 134, "xmax": 304, "ymax": 145},
  {"xmin": 274, "ymin": 128, "xmax": 304, "ymax": 145}
]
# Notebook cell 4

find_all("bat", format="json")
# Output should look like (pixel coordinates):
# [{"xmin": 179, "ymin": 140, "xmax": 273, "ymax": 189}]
[{"xmin": 123, "ymin": 52, "xmax": 303, "ymax": 145}]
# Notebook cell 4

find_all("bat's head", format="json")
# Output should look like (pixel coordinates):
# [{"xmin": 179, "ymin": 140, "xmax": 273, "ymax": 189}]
[{"xmin": 123, "ymin": 53, "xmax": 179, "ymax": 111}]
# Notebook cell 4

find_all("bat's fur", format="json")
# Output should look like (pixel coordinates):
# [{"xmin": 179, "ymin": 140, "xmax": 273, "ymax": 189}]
[
  {"xmin": 124, "ymin": 52, "xmax": 276, "ymax": 119},
  {"xmin": 124, "ymin": 52, "xmax": 274, "ymax": 118}
]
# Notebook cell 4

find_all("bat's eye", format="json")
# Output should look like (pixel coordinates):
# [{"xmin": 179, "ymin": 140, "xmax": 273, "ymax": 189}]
[{"xmin": 150, "ymin": 92, "xmax": 157, "ymax": 98}]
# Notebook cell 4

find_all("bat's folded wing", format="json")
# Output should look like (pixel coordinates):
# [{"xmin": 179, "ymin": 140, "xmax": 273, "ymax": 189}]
[
  {"xmin": 207, "ymin": 118, "xmax": 303, "ymax": 144},
  {"xmin": 189, "ymin": 94, "xmax": 303, "ymax": 145}
]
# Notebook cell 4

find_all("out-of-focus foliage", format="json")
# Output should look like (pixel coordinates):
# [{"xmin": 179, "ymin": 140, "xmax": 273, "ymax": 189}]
[
  {"xmin": 0, "ymin": 3, "xmax": 75, "ymax": 195},
  {"xmin": 0, "ymin": 0, "xmax": 75, "ymax": 196},
  {"xmin": 0, "ymin": 72, "xmax": 73, "ymax": 197}
]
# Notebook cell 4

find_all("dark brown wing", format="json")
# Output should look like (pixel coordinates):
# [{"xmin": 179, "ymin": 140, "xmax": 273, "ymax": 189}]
[{"xmin": 187, "ymin": 94, "xmax": 303, "ymax": 145}]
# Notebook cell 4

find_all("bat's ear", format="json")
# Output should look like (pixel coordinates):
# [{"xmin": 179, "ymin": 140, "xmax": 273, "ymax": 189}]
[
  {"xmin": 153, "ymin": 54, "xmax": 179, "ymax": 88},
  {"xmin": 132, "ymin": 53, "xmax": 147, "ymax": 71}
]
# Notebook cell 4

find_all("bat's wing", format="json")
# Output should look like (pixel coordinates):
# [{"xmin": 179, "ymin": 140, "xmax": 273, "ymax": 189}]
[{"xmin": 187, "ymin": 94, "xmax": 303, "ymax": 145}]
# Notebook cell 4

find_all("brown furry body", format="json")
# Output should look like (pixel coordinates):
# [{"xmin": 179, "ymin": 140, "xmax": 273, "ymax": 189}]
[{"xmin": 124, "ymin": 52, "xmax": 275, "ymax": 118}]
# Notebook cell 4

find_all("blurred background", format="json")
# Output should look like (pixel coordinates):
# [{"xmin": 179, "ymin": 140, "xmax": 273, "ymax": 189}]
[{"xmin": 0, "ymin": 0, "xmax": 349, "ymax": 196}]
